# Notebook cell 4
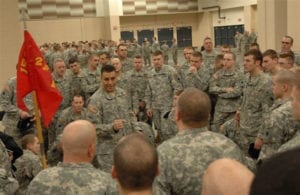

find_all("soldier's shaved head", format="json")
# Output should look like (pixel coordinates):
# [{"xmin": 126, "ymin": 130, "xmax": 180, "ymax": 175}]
[
  {"xmin": 202, "ymin": 158, "xmax": 254, "ymax": 195},
  {"xmin": 62, "ymin": 120, "xmax": 96, "ymax": 162}
]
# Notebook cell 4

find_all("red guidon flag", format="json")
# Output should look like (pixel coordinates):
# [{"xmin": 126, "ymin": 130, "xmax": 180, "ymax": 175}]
[{"xmin": 17, "ymin": 31, "xmax": 62, "ymax": 127}]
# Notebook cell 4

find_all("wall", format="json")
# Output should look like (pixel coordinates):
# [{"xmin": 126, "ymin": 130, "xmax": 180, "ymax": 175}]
[
  {"xmin": 212, "ymin": 7, "xmax": 244, "ymax": 27},
  {"xmin": 287, "ymin": 0, "xmax": 300, "ymax": 52}
]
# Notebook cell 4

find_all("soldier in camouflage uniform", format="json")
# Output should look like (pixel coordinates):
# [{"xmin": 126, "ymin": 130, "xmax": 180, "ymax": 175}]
[
  {"xmin": 48, "ymin": 58, "xmax": 71, "ymax": 147},
  {"xmin": 161, "ymin": 41, "xmax": 169, "ymax": 65},
  {"xmin": 111, "ymin": 57, "xmax": 130, "ymax": 92},
  {"xmin": 224, "ymin": 50, "xmax": 274, "ymax": 155},
  {"xmin": 14, "ymin": 134, "xmax": 42, "ymax": 194},
  {"xmin": 0, "ymin": 136, "xmax": 19, "ymax": 194},
  {"xmin": 142, "ymin": 38, "xmax": 152, "ymax": 67},
  {"xmin": 240, "ymin": 31, "xmax": 251, "ymax": 57},
  {"xmin": 145, "ymin": 50, "xmax": 182, "ymax": 143},
  {"xmin": 201, "ymin": 37, "xmax": 218, "ymax": 72},
  {"xmin": 182, "ymin": 51, "xmax": 210, "ymax": 92},
  {"xmin": 151, "ymin": 37, "xmax": 160, "ymax": 53},
  {"xmin": 154, "ymin": 88, "xmax": 246, "ymax": 194},
  {"xmin": 56, "ymin": 94, "xmax": 88, "ymax": 136},
  {"xmin": 82, "ymin": 54, "xmax": 101, "ymax": 102},
  {"xmin": 177, "ymin": 47, "xmax": 194, "ymax": 87},
  {"xmin": 209, "ymin": 52, "xmax": 242, "ymax": 132},
  {"xmin": 86, "ymin": 65, "xmax": 139, "ymax": 172},
  {"xmin": 0, "ymin": 77, "xmax": 34, "ymax": 146},
  {"xmin": 171, "ymin": 38, "xmax": 178, "ymax": 66},
  {"xmin": 27, "ymin": 120, "xmax": 116, "ymax": 194},
  {"xmin": 48, "ymin": 44, "xmax": 64, "ymax": 71},
  {"xmin": 116, "ymin": 43, "xmax": 133, "ymax": 73}
]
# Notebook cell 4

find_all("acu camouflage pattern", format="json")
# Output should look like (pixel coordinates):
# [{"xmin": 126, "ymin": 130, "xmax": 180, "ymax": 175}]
[
  {"xmin": 277, "ymin": 131, "xmax": 300, "ymax": 153},
  {"xmin": 120, "ymin": 58, "xmax": 133, "ymax": 73},
  {"xmin": 209, "ymin": 68, "xmax": 243, "ymax": 131},
  {"xmin": 81, "ymin": 68, "xmax": 101, "ymax": 101},
  {"xmin": 56, "ymin": 107, "xmax": 88, "ymax": 136},
  {"xmin": 154, "ymin": 127, "xmax": 245, "ymax": 195},
  {"xmin": 239, "ymin": 72, "xmax": 273, "ymax": 149},
  {"xmin": 68, "ymin": 70, "xmax": 89, "ymax": 99},
  {"xmin": 14, "ymin": 150, "xmax": 42, "ymax": 194},
  {"xmin": 161, "ymin": 109, "xmax": 178, "ymax": 141},
  {"xmin": 27, "ymin": 163, "xmax": 117, "ymax": 195},
  {"xmin": 181, "ymin": 66, "xmax": 210, "ymax": 91},
  {"xmin": 201, "ymin": 50, "xmax": 218, "ymax": 71},
  {"xmin": 0, "ymin": 140, "xmax": 11, "ymax": 177},
  {"xmin": 0, "ymin": 77, "xmax": 35, "ymax": 146},
  {"xmin": 86, "ymin": 87, "xmax": 136, "ymax": 172},
  {"xmin": 0, "ymin": 168, "xmax": 19, "ymax": 195}
]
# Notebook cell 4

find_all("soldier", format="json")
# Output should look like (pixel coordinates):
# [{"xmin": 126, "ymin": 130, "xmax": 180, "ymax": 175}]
[
  {"xmin": 151, "ymin": 37, "xmax": 160, "ymax": 53},
  {"xmin": 234, "ymin": 31, "xmax": 242, "ymax": 51},
  {"xmin": 82, "ymin": 53, "xmax": 101, "ymax": 101},
  {"xmin": 86, "ymin": 65, "xmax": 139, "ymax": 172},
  {"xmin": 142, "ymin": 38, "xmax": 152, "ymax": 67},
  {"xmin": 249, "ymin": 29, "xmax": 257, "ymax": 44},
  {"xmin": 56, "ymin": 94, "xmax": 88, "ymax": 136},
  {"xmin": 116, "ymin": 43, "xmax": 133, "ymax": 73},
  {"xmin": 161, "ymin": 41, "xmax": 169, "ymax": 65},
  {"xmin": 171, "ymin": 38, "xmax": 178, "ymax": 66},
  {"xmin": 177, "ymin": 47, "xmax": 194, "ymax": 87},
  {"xmin": 0, "ymin": 77, "xmax": 34, "ymax": 146},
  {"xmin": 258, "ymin": 70, "xmax": 299, "ymax": 161},
  {"xmin": 182, "ymin": 51, "xmax": 210, "ymax": 92},
  {"xmin": 112, "ymin": 133, "xmax": 158, "ymax": 195},
  {"xmin": 111, "ymin": 57, "xmax": 130, "ymax": 92},
  {"xmin": 224, "ymin": 50, "xmax": 273, "ymax": 155},
  {"xmin": 27, "ymin": 120, "xmax": 116, "ymax": 194},
  {"xmin": 0, "ymin": 140, "xmax": 19, "ymax": 194},
  {"xmin": 145, "ymin": 50, "xmax": 182, "ymax": 143},
  {"xmin": 278, "ymin": 52, "xmax": 295, "ymax": 69},
  {"xmin": 209, "ymin": 52, "xmax": 242, "ymax": 132},
  {"xmin": 262, "ymin": 49, "xmax": 281, "ymax": 75},
  {"xmin": 132, "ymin": 38, "xmax": 142, "ymax": 56},
  {"xmin": 48, "ymin": 58, "xmax": 71, "ymax": 147},
  {"xmin": 240, "ymin": 31, "xmax": 251, "ymax": 56},
  {"xmin": 201, "ymin": 37, "xmax": 218, "ymax": 71},
  {"xmin": 14, "ymin": 134, "xmax": 42, "ymax": 194},
  {"xmin": 99, "ymin": 51, "xmax": 111, "ymax": 67},
  {"xmin": 154, "ymin": 88, "xmax": 246, "ymax": 194},
  {"xmin": 48, "ymin": 44, "xmax": 63, "ymax": 71}
]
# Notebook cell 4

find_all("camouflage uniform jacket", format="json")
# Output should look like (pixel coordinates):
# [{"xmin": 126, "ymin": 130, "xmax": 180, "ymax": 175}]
[
  {"xmin": 182, "ymin": 66, "xmax": 210, "ymax": 92},
  {"xmin": 201, "ymin": 50, "xmax": 218, "ymax": 69},
  {"xmin": 259, "ymin": 99, "xmax": 300, "ymax": 159},
  {"xmin": 86, "ymin": 87, "xmax": 135, "ymax": 155},
  {"xmin": 0, "ymin": 168, "xmax": 19, "ymax": 195},
  {"xmin": 14, "ymin": 150, "xmax": 42, "ymax": 194},
  {"xmin": 82, "ymin": 68, "xmax": 101, "ymax": 100},
  {"xmin": 51, "ymin": 73, "xmax": 71, "ymax": 112},
  {"xmin": 154, "ymin": 127, "xmax": 245, "ymax": 195},
  {"xmin": 68, "ymin": 70, "xmax": 88, "ymax": 98},
  {"xmin": 240, "ymin": 72, "xmax": 273, "ymax": 138},
  {"xmin": 120, "ymin": 58, "xmax": 133, "ymax": 73},
  {"xmin": 27, "ymin": 162, "xmax": 117, "ymax": 195},
  {"xmin": 209, "ymin": 68, "xmax": 242, "ymax": 112},
  {"xmin": 145, "ymin": 65, "xmax": 182, "ymax": 111},
  {"xmin": 277, "ymin": 131, "xmax": 300, "ymax": 153}
]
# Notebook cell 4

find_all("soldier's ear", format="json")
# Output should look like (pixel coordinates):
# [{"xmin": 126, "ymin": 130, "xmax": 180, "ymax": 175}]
[{"xmin": 111, "ymin": 165, "xmax": 118, "ymax": 179}]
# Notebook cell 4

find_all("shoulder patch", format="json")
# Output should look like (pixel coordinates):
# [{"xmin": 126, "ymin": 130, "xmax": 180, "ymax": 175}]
[{"xmin": 88, "ymin": 105, "xmax": 97, "ymax": 114}]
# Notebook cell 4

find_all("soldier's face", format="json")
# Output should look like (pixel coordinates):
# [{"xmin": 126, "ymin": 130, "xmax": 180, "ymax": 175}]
[
  {"xmin": 244, "ymin": 55, "xmax": 258, "ymax": 73},
  {"xmin": 272, "ymin": 78, "xmax": 284, "ymax": 100},
  {"xmin": 281, "ymin": 37, "xmax": 292, "ymax": 52},
  {"xmin": 223, "ymin": 53, "xmax": 235, "ymax": 70},
  {"xmin": 190, "ymin": 56, "xmax": 202, "ymax": 69},
  {"xmin": 111, "ymin": 58, "xmax": 122, "ymax": 72},
  {"xmin": 262, "ymin": 56, "xmax": 277, "ymax": 72},
  {"xmin": 72, "ymin": 96, "xmax": 84, "ymax": 112},
  {"xmin": 291, "ymin": 86, "xmax": 300, "ymax": 121},
  {"xmin": 69, "ymin": 62, "xmax": 80, "ymax": 74},
  {"xmin": 133, "ymin": 58, "xmax": 143, "ymax": 71},
  {"xmin": 153, "ymin": 54, "xmax": 163, "ymax": 70},
  {"xmin": 203, "ymin": 39, "xmax": 213, "ymax": 51},
  {"xmin": 101, "ymin": 71, "xmax": 117, "ymax": 93},
  {"xmin": 89, "ymin": 56, "xmax": 100, "ymax": 68},
  {"xmin": 117, "ymin": 46, "xmax": 128, "ymax": 58},
  {"xmin": 28, "ymin": 137, "xmax": 40, "ymax": 155},
  {"xmin": 100, "ymin": 54, "xmax": 110, "ymax": 65},
  {"xmin": 54, "ymin": 61, "xmax": 66, "ymax": 77},
  {"xmin": 278, "ymin": 58, "xmax": 293, "ymax": 69},
  {"xmin": 183, "ymin": 49, "xmax": 193, "ymax": 60}
]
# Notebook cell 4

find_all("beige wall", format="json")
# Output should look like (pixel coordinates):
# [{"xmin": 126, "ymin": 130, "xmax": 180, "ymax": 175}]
[
  {"xmin": 287, "ymin": 0, "xmax": 300, "ymax": 52},
  {"xmin": 0, "ymin": 0, "xmax": 23, "ymax": 88}
]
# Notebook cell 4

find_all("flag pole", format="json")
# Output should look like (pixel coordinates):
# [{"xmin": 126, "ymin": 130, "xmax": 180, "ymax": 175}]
[{"xmin": 20, "ymin": 9, "xmax": 47, "ymax": 169}]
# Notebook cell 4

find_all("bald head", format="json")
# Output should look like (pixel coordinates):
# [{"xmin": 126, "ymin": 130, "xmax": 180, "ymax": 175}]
[
  {"xmin": 202, "ymin": 158, "xmax": 254, "ymax": 195},
  {"xmin": 62, "ymin": 120, "xmax": 96, "ymax": 162}
]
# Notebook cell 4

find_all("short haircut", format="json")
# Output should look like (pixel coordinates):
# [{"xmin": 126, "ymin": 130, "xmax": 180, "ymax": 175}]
[
  {"xmin": 262, "ymin": 49, "xmax": 278, "ymax": 59},
  {"xmin": 215, "ymin": 54, "xmax": 224, "ymax": 62},
  {"xmin": 68, "ymin": 56, "xmax": 79, "ymax": 64},
  {"xmin": 224, "ymin": 52, "xmax": 236, "ymax": 61},
  {"xmin": 21, "ymin": 134, "xmax": 36, "ymax": 149},
  {"xmin": 134, "ymin": 55, "xmax": 143, "ymax": 59},
  {"xmin": 283, "ymin": 35, "xmax": 294, "ymax": 45},
  {"xmin": 177, "ymin": 88, "xmax": 211, "ymax": 126},
  {"xmin": 184, "ymin": 47, "xmax": 194, "ymax": 51},
  {"xmin": 152, "ymin": 50, "xmax": 163, "ymax": 57},
  {"xmin": 221, "ymin": 44, "xmax": 231, "ymax": 49},
  {"xmin": 88, "ymin": 53, "xmax": 99, "ymax": 61},
  {"xmin": 114, "ymin": 133, "xmax": 158, "ymax": 190},
  {"xmin": 72, "ymin": 94, "xmax": 84, "ymax": 102},
  {"xmin": 245, "ymin": 49, "xmax": 263, "ymax": 64},
  {"xmin": 192, "ymin": 51, "xmax": 203, "ymax": 58},
  {"xmin": 279, "ymin": 51, "xmax": 295, "ymax": 64},
  {"xmin": 53, "ymin": 58, "xmax": 65, "ymax": 65},
  {"xmin": 250, "ymin": 42, "xmax": 260, "ymax": 50},
  {"xmin": 292, "ymin": 67, "xmax": 300, "ymax": 88},
  {"xmin": 117, "ymin": 43, "xmax": 127, "ymax": 50},
  {"xmin": 101, "ymin": 64, "xmax": 116, "ymax": 75},
  {"xmin": 250, "ymin": 147, "xmax": 300, "ymax": 195},
  {"xmin": 203, "ymin": 37, "xmax": 212, "ymax": 42},
  {"xmin": 273, "ymin": 69, "xmax": 294, "ymax": 86},
  {"xmin": 100, "ymin": 51, "xmax": 111, "ymax": 59}
]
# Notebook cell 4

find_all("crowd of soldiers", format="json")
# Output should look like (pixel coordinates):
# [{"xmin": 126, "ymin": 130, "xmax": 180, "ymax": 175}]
[{"xmin": 0, "ymin": 33, "xmax": 300, "ymax": 194}]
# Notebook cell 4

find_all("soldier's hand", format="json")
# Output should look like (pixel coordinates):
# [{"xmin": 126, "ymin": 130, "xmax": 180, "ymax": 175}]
[
  {"xmin": 113, "ymin": 119, "xmax": 126, "ymax": 131},
  {"xmin": 254, "ymin": 137, "xmax": 263, "ymax": 149},
  {"xmin": 189, "ymin": 66, "xmax": 197, "ymax": 74},
  {"xmin": 225, "ymin": 87, "xmax": 234, "ymax": 93},
  {"xmin": 235, "ymin": 110, "xmax": 240, "ymax": 127},
  {"xmin": 20, "ymin": 110, "xmax": 31, "ymax": 119},
  {"xmin": 213, "ymin": 73, "xmax": 219, "ymax": 80},
  {"xmin": 147, "ymin": 109, "xmax": 153, "ymax": 117}
]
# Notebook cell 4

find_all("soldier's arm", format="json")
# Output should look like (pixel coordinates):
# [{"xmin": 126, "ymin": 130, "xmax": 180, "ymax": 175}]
[
  {"xmin": 208, "ymin": 73, "xmax": 227, "ymax": 94},
  {"xmin": 219, "ymin": 75, "xmax": 243, "ymax": 98},
  {"xmin": 193, "ymin": 70, "xmax": 209, "ymax": 91},
  {"xmin": 0, "ymin": 79, "xmax": 23, "ymax": 115}
]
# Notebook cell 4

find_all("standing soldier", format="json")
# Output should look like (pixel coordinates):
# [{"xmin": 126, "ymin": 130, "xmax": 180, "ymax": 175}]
[
  {"xmin": 209, "ymin": 52, "xmax": 242, "ymax": 132},
  {"xmin": 161, "ymin": 41, "xmax": 169, "ymax": 65},
  {"xmin": 240, "ymin": 31, "xmax": 251, "ymax": 56},
  {"xmin": 145, "ymin": 51, "xmax": 182, "ymax": 143},
  {"xmin": 116, "ymin": 43, "xmax": 133, "ymax": 73},
  {"xmin": 201, "ymin": 37, "xmax": 218, "ymax": 72},
  {"xmin": 151, "ymin": 37, "xmax": 160, "ymax": 53},
  {"xmin": 177, "ymin": 47, "xmax": 194, "ymax": 87},
  {"xmin": 234, "ymin": 31, "xmax": 242, "ymax": 51},
  {"xmin": 142, "ymin": 38, "xmax": 152, "ymax": 67},
  {"xmin": 171, "ymin": 38, "xmax": 178, "ymax": 66}
]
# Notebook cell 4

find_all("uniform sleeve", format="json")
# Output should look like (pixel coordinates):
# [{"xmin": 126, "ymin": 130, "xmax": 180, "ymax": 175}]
[{"xmin": 0, "ymin": 79, "xmax": 20, "ymax": 115}]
